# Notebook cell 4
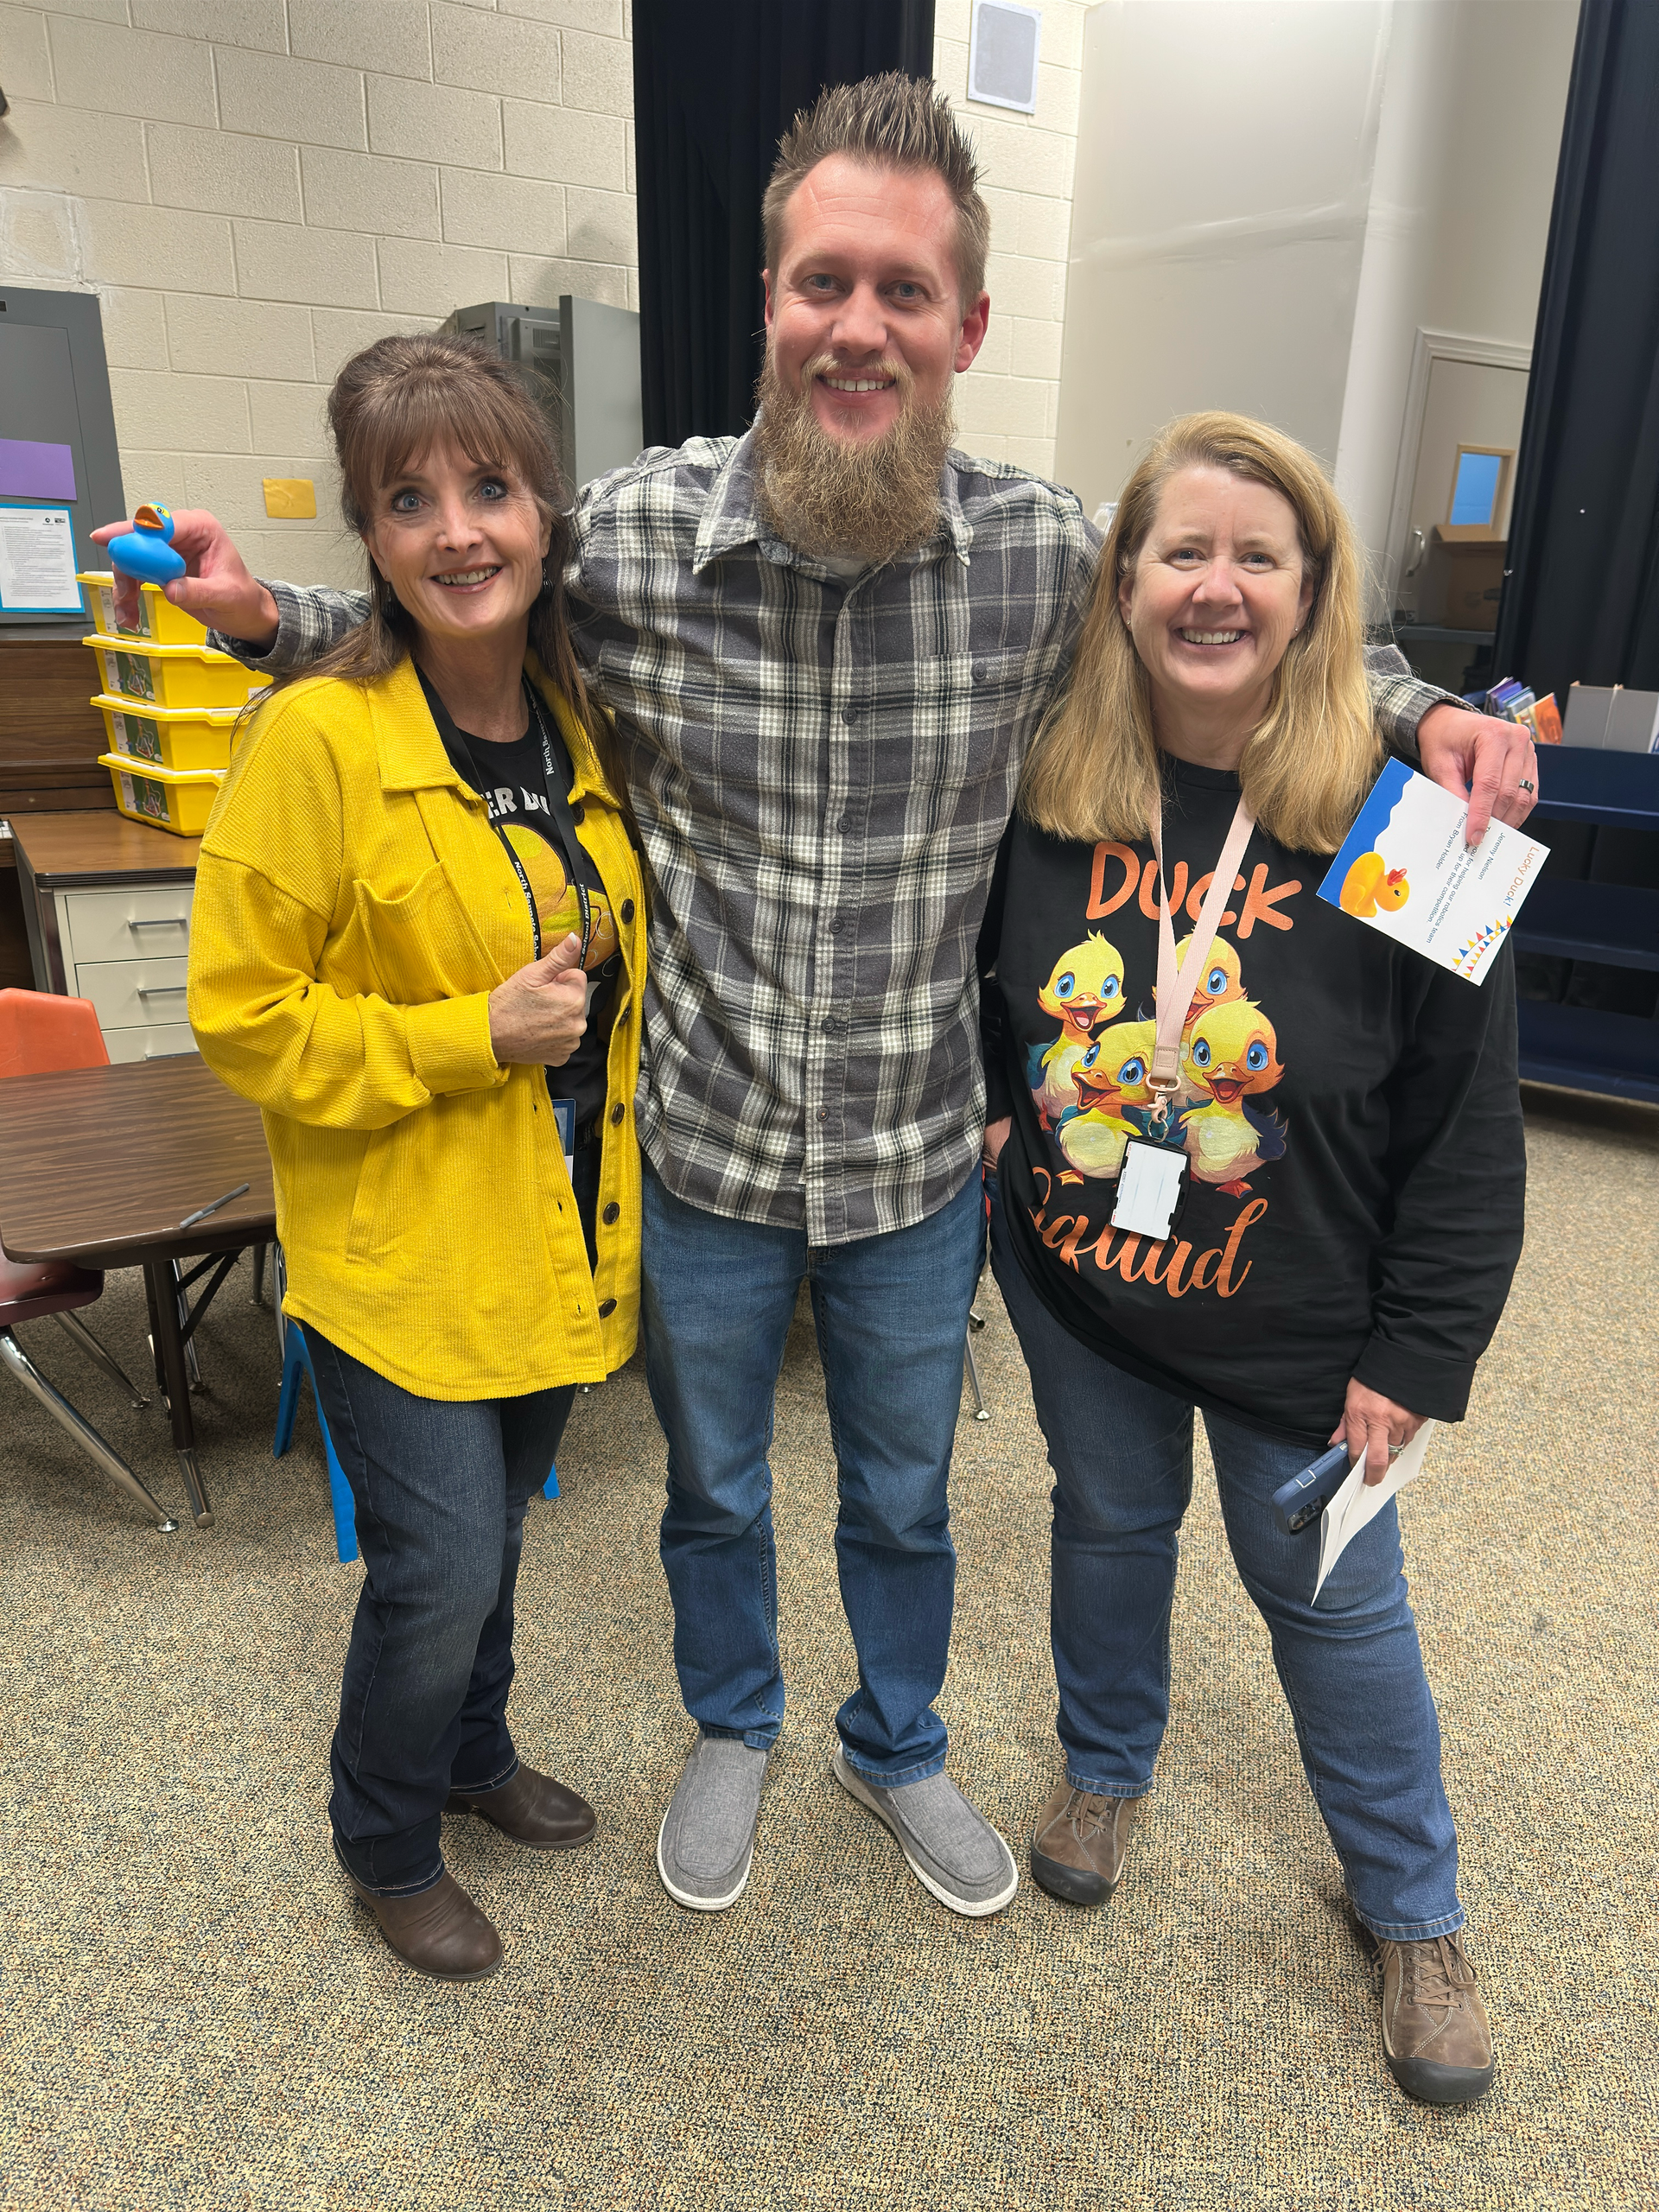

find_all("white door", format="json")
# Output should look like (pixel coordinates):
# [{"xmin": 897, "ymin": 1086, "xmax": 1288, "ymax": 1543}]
[{"xmin": 1395, "ymin": 356, "xmax": 1529, "ymax": 616}]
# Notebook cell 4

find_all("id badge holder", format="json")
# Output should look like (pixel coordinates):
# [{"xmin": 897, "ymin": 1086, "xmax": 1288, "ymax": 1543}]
[
  {"xmin": 550, "ymin": 1097, "xmax": 576, "ymax": 1183},
  {"xmin": 1110, "ymin": 1137, "xmax": 1190, "ymax": 1243}
]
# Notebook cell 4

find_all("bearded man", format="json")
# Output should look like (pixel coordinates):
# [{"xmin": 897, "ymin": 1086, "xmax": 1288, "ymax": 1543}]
[{"xmin": 104, "ymin": 74, "xmax": 1536, "ymax": 1923}]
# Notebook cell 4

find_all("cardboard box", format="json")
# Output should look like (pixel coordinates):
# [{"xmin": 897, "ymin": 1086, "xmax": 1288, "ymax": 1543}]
[{"xmin": 1417, "ymin": 531, "xmax": 1507, "ymax": 631}]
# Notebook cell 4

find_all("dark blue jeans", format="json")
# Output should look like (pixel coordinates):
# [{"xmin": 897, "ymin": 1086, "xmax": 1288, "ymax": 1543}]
[
  {"xmin": 305, "ymin": 1150, "xmax": 596, "ymax": 1897},
  {"xmin": 641, "ymin": 1156, "xmax": 987, "ymax": 1783},
  {"xmin": 990, "ymin": 1174, "xmax": 1463, "ymax": 1942}
]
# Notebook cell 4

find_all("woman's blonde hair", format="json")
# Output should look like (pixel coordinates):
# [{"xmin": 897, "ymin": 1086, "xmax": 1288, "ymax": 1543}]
[{"xmin": 1020, "ymin": 410, "xmax": 1381, "ymax": 855}]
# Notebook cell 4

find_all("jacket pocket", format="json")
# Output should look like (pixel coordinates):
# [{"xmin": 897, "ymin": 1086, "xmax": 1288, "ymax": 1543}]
[
  {"xmin": 345, "ymin": 862, "xmax": 495, "ymax": 1007},
  {"xmin": 344, "ymin": 1124, "xmax": 397, "ymax": 1263}
]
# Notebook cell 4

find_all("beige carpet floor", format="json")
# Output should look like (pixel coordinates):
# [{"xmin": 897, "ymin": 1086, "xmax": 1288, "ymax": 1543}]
[{"xmin": 0, "ymin": 1085, "xmax": 1654, "ymax": 2210}]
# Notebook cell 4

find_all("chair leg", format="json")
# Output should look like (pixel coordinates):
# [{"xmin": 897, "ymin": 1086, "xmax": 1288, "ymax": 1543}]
[
  {"xmin": 251, "ymin": 1242, "xmax": 267, "ymax": 1306},
  {"xmin": 53, "ymin": 1309, "xmax": 149, "ymax": 1408},
  {"xmin": 963, "ymin": 1332, "xmax": 990, "ymax": 1423},
  {"xmin": 170, "ymin": 1260, "xmax": 203, "ymax": 1392},
  {"xmin": 1, "ymin": 1328, "xmax": 179, "ymax": 1532},
  {"xmin": 272, "ymin": 1338, "xmax": 302, "ymax": 1459}
]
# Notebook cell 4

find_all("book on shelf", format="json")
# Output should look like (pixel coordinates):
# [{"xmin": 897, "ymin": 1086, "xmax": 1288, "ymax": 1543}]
[{"xmin": 1484, "ymin": 677, "xmax": 1563, "ymax": 745}]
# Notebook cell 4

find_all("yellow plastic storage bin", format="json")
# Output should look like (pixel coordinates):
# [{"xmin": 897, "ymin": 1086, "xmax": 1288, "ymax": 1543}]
[
  {"xmin": 76, "ymin": 569, "xmax": 208, "ymax": 646},
  {"xmin": 84, "ymin": 632, "xmax": 266, "ymax": 711},
  {"xmin": 92, "ymin": 694, "xmax": 242, "ymax": 774},
  {"xmin": 99, "ymin": 753, "xmax": 226, "ymax": 838}
]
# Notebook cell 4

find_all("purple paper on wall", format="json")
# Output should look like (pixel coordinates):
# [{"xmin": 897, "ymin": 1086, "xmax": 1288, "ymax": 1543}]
[{"xmin": 0, "ymin": 440, "xmax": 77, "ymax": 501}]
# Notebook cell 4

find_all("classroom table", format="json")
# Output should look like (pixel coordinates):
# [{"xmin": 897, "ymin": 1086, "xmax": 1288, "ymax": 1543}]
[{"xmin": 0, "ymin": 1056, "xmax": 275, "ymax": 1529}]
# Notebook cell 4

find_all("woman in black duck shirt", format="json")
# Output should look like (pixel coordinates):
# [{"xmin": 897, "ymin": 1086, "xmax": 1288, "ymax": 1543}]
[{"xmin": 979, "ymin": 414, "xmax": 1524, "ymax": 2106}]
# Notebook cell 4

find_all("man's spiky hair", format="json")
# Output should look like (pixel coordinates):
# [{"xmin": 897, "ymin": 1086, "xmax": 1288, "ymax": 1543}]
[{"xmin": 762, "ymin": 73, "xmax": 988, "ymax": 312}]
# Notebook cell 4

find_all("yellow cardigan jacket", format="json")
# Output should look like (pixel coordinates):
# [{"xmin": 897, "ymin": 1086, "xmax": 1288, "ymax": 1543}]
[{"xmin": 187, "ymin": 653, "xmax": 645, "ymax": 1399}]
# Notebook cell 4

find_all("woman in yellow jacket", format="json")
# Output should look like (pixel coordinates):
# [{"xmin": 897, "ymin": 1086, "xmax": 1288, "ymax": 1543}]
[{"xmin": 188, "ymin": 334, "xmax": 645, "ymax": 1983}]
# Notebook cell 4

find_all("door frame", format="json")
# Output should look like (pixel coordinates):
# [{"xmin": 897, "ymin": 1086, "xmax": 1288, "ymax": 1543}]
[{"xmin": 1382, "ymin": 327, "xmax": 1532, "ymax": 610}]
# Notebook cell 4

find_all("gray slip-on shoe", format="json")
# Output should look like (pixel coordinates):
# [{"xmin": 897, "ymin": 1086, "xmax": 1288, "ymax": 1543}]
[
  {"xmin": 656, "ymin": 1735, "xmax": 769, "ymax": 1910},
  {"xmin": 833, "ymin": 1751, "xmax": 1019, "ymax": 1918}
]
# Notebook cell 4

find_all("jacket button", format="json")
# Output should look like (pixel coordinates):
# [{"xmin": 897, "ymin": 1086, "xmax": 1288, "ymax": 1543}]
[
  {"xmin": 598, "ymin": 1298, "xmax": 617, "ymax": 1319},
  {"xmin": 620, "ymin": 898, "xmax": 635, "ymax": 924},
  {"xmin": 571, "ymin": 803, "xmax": 585, "ymax": 824},
  {"xmin": 609, "ymin": 1102, "xmax": 625, "ymax": 1125},
  {"xmin": 602, "ymin": 1201, "xmax": 620, "ymax": 1224}
]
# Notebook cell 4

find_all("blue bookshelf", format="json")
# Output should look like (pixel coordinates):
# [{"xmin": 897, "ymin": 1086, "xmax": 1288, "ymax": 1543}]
[{"xmin": 1514, "ymin": 747, "xmax": 1659, "ymax": 1104}]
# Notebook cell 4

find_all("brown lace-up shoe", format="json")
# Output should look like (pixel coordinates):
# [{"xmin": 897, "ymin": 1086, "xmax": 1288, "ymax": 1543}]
[
  {"xmin": 446, "ymin": 1764, "xmax": 596, "ymax": 1849},
  {"xmin": 342, "ymin": 1865, "xmax": 504, "ymax": 1981},
  {"xmin": 1028, "ymin": 1781, "xmax": 1142, "ymax": 1907},
  {"xmin": 1376, "ymin": 1930, "xmax": 1496, "ymax": 2104}
]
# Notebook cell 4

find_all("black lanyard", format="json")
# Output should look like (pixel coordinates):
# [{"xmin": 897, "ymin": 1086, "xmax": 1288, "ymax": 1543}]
[{"xmin": 454, "ymin": 677, "xmax": 592, "ymax": 965}]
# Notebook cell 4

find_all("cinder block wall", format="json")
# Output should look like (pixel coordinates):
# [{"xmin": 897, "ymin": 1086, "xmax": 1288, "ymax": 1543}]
[
  {"xmin": 933, "ymin": 0, "xmax": 1088, "ymax": 483},
  {"xmin": 0, "ymin": 0, "xmax": 637, "ymax": 588},
  {"xmin": 0, "ymin": 1, "xmax": 1084, "ymax": 591}
]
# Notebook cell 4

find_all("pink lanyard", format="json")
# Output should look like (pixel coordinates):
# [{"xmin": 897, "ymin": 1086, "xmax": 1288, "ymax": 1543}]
[{"xmin": 1146, "ymin": 794, "xmax": 1256, "ymax": 1118}]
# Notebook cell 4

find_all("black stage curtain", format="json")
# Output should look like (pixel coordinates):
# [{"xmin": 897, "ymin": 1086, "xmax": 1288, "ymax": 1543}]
[
  {"xmin": 1497, "ymin": 0, "xmax": 1659, "ymax": 1022},
  {"xmin": 632, "ymin": 0, "xmax": 937, "ymax": 453},
  {"xmin": 1495, "ymin": 0, "xmax": 1659, "ymax": 698}
]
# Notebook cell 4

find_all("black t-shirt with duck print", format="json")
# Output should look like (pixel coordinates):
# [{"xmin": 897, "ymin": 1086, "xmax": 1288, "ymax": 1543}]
[{"xmin": 979, "ymin": 754, "xmax": 1526, "ymax": 1447}]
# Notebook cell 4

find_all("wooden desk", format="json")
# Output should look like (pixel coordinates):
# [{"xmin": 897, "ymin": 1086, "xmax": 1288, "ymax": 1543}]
[
  {"xmin": 10, "ymin": 812, "xmax": 201, "ymax": 1061},
  {"xmin": 0, "ymin": 1058, "xmax": 276, "ymax": 1527}
]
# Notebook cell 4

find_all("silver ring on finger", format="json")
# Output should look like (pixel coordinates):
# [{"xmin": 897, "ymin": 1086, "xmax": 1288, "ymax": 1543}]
[
  {"xmin": 1517, "ymin": 778, "xmax": 1535, "ymax": 793},
  {"xmin": 1387, "ymin": 1442, "xmax": 1406, "ymax": 1459}
]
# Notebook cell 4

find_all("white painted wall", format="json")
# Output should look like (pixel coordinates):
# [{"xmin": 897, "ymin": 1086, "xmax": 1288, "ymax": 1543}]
[
  {"xmin": 1334, "ymin": 0, "xmax": 1579, "ymax": 606},
  {"xmin": 1053, "ymin": 0, "xmax": 1392, "ymax": 518},
  {"xmin": 936, "ymin": 0, "xmax": 1092, "ymax": 478},
  {"xmin": 0, "ymin": 0, "xmax": 637, "ymax": 589},
  {"xmin": 1055, "ymin": 0, "xmax": 1576, "ymax": 560}
]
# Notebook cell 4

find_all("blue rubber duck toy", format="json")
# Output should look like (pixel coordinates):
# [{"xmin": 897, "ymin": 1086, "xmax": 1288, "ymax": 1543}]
[{"xmin": 108, "ymin": 505, "xmax": 187, "ymax": 588}]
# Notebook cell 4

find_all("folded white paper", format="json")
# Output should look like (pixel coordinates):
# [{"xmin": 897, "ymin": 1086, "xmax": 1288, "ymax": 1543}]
[{"xmin": 1313, "ymin": 1421, "xmax": 1436, "ymax": 1602}]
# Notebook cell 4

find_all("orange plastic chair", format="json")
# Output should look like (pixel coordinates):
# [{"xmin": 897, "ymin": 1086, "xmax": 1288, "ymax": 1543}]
[
  {"xmin": 0, "ymin": 989, "xmax": 177, "ymax": 1529},
  {"xmin": 0, "ymin": 986, "xmax": 108, "ymax": 1078}
]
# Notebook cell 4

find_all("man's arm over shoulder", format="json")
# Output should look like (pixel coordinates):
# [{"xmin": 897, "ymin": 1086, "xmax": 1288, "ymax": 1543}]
[
  {"xmin": 210, "ymin": 579, "xmax": 371, "ymax": 674},
  {"xmin": 1364, "ymin": 641, "xmax": 1463, "ymax": 766}
]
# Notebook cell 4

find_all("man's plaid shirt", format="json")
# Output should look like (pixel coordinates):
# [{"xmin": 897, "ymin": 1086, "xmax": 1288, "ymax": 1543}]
[{"xmin": 223, "ymin": 430, "xmax": 1450, "ymax": 1247}]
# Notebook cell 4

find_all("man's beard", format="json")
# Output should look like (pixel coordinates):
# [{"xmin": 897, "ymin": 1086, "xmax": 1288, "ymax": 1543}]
[{"xmin": 753, "ymin": 347, "xmax": 955, "ymax": 567}]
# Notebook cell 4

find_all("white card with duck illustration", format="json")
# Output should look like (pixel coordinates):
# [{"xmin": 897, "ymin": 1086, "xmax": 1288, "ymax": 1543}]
[{"xmin": 1316, "ymin": 760, "xmax": 1548, "ymax": 982}]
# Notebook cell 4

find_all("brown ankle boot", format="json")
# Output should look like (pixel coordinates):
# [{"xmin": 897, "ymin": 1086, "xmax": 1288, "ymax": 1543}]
[
  {"xmin": 445, "ymin": 1764, "xmax": 596, "ymax": 1849},
  {"xmin": 344, "ymin": 1866, "xmax": 504, "ymax": 1981},
  {"xmin": 1028, "ymin": 1781, "xmax": 1141, "ymax": 1907},
  {"xmin": 1376, "ymin": 1930, "xmax": 1495, "ymax": 2104}
]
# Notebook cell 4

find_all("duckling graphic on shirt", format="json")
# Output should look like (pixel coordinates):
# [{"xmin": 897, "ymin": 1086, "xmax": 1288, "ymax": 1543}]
[
  {"xmin": 1026, "ymin": 932, "xmax": 1127, "ymax": 1127},
  {"xmin": 1339, "ymin": 851, "xmax": 1410, "ymax": 918},
  {"xmin": 503, "ymin": 824, "xmax": 619, "ymax": 974},
  {"xmin": 1052, "ymin": 1020, "xmax": 1169, "ymax": 1184},
  {"xmin": 1180, "ymin": 998, "xmax": 1287, "ymax": 1197},
  {"xmin": 1171, "ymin": 931, "xmax": 1245, "ymax": 1031}
]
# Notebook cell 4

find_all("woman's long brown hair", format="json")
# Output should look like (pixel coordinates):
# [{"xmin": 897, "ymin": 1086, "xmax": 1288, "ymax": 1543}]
[
  {"xmin": 263, "ymin": 331, "xmax": 599, "ymax": 753},
  {"xmin": 1020, "ymin": 411, "xmax": 1382, "ymax": 856}
]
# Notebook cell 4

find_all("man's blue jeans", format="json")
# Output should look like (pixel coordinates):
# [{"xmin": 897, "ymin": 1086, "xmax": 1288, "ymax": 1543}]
[
  {"xmin": 641, "ymin": 1156, "xmax": 987, "ymax": 1783},
  {"xmin": 990, "ymin": 1176, "xmax": 1463, "ymax": 1942}
]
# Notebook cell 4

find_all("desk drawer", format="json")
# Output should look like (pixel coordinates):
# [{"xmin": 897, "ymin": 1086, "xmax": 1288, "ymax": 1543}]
[
  {"xmin": 60, "ymin": 882, "xmax": 194, "ymax": 969},
  {"xmin": 103, "ymin": 1021, "xmax": 199, "ymax": 1064},
  {"xmin": 73, "ymin": 953, "xmax": 191, "ymax": 1033}
]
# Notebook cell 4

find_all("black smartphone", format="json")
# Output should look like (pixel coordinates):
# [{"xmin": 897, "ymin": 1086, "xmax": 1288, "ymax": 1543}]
[{"xmin": 1272, "ymin": 1443, "xmax": 1354, "ymax": 1536}]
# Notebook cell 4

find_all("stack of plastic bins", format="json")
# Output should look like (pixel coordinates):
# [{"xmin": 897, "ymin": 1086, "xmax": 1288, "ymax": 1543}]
[{"xmin": 76, "ymin": 572, "xmax": 268, "ymax": 839}]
